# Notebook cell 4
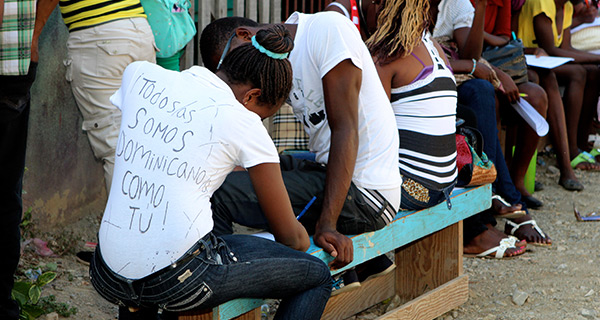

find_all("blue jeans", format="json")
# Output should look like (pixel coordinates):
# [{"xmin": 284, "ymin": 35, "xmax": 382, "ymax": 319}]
[
  {"xmin": 400, "ymin": 176, "xmax": 455, "ymax": 211},
  {"xmin": 457, "ymin": 79, "xmax": 523, "ymax": 207},
  {"xmin": 90, "ymin": 233, "xmax": 332, "ymax": 320}
]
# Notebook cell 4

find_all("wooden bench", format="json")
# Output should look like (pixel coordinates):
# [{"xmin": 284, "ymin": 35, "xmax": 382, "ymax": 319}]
[{"xmin": 180, "ymin": 184, "xmax": 491, "ymax": 320}]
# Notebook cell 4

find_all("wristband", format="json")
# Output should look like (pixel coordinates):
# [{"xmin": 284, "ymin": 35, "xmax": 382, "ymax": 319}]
[{"xmin": 469, "ymin": 58, "xmax": 477, "ymax": 75}]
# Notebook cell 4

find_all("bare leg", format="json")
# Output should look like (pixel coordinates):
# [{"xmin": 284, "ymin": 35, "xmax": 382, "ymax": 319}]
[
  {"xmin": 536, "ymin": 67, "xmax": 581, "ymax": 187},
  {"xmin": 579, "ymin": 64, "xmax": 600, "ymax": 151},
  {"xmin": 511, "ymin": 81, "xmax": 547, "ymax": 197},
  {"xmin": 553, "ymin": 63, "xmax": 586, "ymax": 160}
]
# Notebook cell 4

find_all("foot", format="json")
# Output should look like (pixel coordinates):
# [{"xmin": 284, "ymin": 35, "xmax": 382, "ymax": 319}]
[
  {"xmin": 521, "ymin": 195, "xmax": 543, "ymax": 209},
  {"xmin": 558, "ymin": 178, "xmax": 584, "ymax": 191},
  {"xmin": 571, "ymin": 152, "xmax": 600, "ymax": 171},
  {"xmin": 464, "ymin": 225, "xmax": 526, "ymax": 258},
  {"xmin": 491, "ymin": 195, "xmax": 526, "ymax": 218},
  {"xmin": 355, "ymin": 255, "xmax": 395, "ymax": 283},
  {"xmin": 505, "ymin": 215, "xmax": 552, "ymax": 246}
]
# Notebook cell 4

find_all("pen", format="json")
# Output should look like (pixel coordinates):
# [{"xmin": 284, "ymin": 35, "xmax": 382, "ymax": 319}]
[
  {"xmin": 512, "ymin": 32, "xmax": 517, "ymax": 40},
  {"xmin": 519, "ymin": 93, "xmax": 528, "ymax": 97},
  {"xmin": 297, "ymin": 196, "xmax": 317, "ymax": 220}
]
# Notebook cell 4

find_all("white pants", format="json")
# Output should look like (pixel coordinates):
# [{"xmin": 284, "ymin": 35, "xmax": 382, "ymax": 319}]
[{"xmin": 65, "ymin": 17, "xmax": 156, "ymax": 193}]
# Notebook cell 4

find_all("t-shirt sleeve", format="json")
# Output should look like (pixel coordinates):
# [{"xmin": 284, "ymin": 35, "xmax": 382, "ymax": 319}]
[
  {"xmin": 453, "ymin": 0, "xmax": 475, "ymax": 30},
  {"xmin": 306, "ymin": 12, "xmax": 364, "ymax": 78},
  {"xmin": 564, "ymin": 2, "xmax": 573, "ymax": 29},
  {"xmin": 227, "ymin": 112, "xmax": 279, "ymax": 168},
  {"xmin": 110, "ymin": 61, "xmax": 146, "ymax": 111},
  {"xmin": 493, "ymin": 0, "xmax": 512, "ymax": 37}
]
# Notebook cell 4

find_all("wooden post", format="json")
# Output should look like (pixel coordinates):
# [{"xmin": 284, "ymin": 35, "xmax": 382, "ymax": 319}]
[
  {"xmin": 246, "ymin": 0, "xmax": 258, "ymax": 21},
  {"xmin": 232, "ymin": 0, "xmax": 245, "ymax": 16},
  {"xmin": 395, "ymin": 221, "xmax": 463, "ymax": 304}
]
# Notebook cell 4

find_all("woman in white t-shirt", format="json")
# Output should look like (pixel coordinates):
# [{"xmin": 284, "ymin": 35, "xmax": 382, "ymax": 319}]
[{"xmin": 89, "ymin": 25, "xmax": 332, "ymax": 320}]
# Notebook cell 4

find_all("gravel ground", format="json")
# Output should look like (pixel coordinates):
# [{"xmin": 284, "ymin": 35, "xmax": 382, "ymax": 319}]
[{"xmin": 22, "ymin": 153, "xmax": 600, "ymax": 320}]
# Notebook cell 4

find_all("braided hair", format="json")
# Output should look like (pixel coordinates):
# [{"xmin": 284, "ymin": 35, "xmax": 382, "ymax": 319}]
[
  {"xmin": 220, "ymin": 25, "xmax": 294, "ymax": 108},
  {"xmin": 366, "ymin": 0, "xmax": 430, "ymax": 65}
]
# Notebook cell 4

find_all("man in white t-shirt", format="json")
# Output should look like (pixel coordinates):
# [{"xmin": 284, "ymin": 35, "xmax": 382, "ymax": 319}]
[{"xmin": 202, "ymin": 13, "xmax": 401, "ymax": 270}]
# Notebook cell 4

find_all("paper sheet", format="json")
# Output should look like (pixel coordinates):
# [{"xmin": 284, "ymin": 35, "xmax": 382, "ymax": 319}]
[
  {"xmin": 511, "ymin": 98, "xmax": 549, "ymax": 136},
  {"xmin": 525, "ymin": 55, "xmax": 574, "ymax": 69},
  {"xmin": 251, "ymin": 232, "xmax": 275, "ymax": 241}
]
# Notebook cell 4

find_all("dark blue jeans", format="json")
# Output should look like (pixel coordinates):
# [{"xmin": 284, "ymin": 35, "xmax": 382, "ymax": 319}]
[
  {"xmin": 399, "ymin": 176, "xmax": 455, "ymax": 211},
  {"xmin": 211, "ymin": 155, "xmax": 393, "ymax": 236},
  {"xmin": 457, "ymin": 79, "xmax": 523, "ymax": 207},
  {"xmin": 0, "ymin": 63, "xmax": 37, "ymax": 320},
  {"xmin": 90, "ymin": 234, "xmax": 332, "ymax": 320}
]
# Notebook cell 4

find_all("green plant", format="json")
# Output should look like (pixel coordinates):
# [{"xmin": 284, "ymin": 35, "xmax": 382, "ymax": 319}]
[
  {"xmin": 37, "ymin": 295, "xmax": 78, "ymax": 317},
  {"xmin": 20, "ymin": 207, "xmax": 34, "ymax": 239},
  {"xmin": 11, "ymin": 271, "xmax": 56, "ymax": 320}
]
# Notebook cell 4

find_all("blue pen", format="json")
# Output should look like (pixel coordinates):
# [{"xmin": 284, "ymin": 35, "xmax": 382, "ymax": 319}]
[
  {"xmin": 297, "ymin": 196, "xmax": 317, "ymax": 220},
  {"xmin": 512, "ymin": 31, "xmax": 517, "ymax": 40}
]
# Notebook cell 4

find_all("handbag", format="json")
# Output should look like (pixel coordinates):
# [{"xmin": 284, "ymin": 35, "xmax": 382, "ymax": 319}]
[
  {"xmin": 434, "ymin": 35, "xmax": 502, "ymax": 89},
  {"xmin": 455, "ymin": 126, "xmax": 497, "ymax": 187},
  {"xmin": 481, "ymin": 39, "xmax": 529, "ymax": 85},
  {"xmin": 141, "ymin": 0, "xmax": 197, "ymax": 58}
]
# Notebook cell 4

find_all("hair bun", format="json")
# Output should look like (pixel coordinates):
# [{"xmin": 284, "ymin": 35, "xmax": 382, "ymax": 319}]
[{"xmin": 255, "ymin": 25, "xmax": 294, "ymax": 55}]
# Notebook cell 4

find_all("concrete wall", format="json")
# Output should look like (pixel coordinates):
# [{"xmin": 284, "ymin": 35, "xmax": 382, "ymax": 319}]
[{"xmin": 23, "ymin": 8, "xmax": 107, "ymax": 232}]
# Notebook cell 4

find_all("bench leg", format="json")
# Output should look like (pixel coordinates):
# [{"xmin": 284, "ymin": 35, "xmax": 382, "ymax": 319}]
[
  {"xmin": 387, "ymin": 221, "xmax": 468, "ymax": 319},
  {"xmin": 178, "ymin": 308, "xmax": 261, "ymax": 320}
]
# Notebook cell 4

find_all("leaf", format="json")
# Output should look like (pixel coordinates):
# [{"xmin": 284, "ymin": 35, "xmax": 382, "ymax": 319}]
[
  {"xmin": 43, "ymin": 263, "xmax": 58, "ymax": 272},
  {"xmin": 22, "ymin": 304, "xmax": 45, "ymax": 318},
  {"xmin": 37, "ymin": 272, "xmax": 57, "ymax": 287},
  {"xmin": 11, "ymin": 288, "xmax": 28, "ymax": 306},
  {"xmin": 28, "ymin": 285, "xmax": 41, "ymax": 304}
]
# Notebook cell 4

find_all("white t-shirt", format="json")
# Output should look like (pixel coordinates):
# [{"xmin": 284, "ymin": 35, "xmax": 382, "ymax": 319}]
[
  {"xmin": 284, "ymin": 12, "xmax": 401, "ymax": 192},
  {"xmin": 98, "ymin": 61, "xmax": 279, "ymax": 279},
  {"xmin": 432, "ymin": 0, "xmax": 474, "ymax": 38}
]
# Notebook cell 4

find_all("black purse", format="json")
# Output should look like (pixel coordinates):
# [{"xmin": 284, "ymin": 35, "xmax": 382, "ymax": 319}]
[{"xmin": 482, "ymin": 39, "xmax": 529, "ymax": 85}]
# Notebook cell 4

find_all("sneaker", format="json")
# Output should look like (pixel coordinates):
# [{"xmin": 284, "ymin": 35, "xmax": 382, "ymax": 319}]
[
  {"xmin": 356, "ymin": 255, "xmax": 396, "ymax": 283},
  {"xmin": 331, "ymin": 269, "xmax": 361, "ymax": 296},
  {"xmin": 76, "ymin": 251, "xmax": 94, "ymax": 266}
]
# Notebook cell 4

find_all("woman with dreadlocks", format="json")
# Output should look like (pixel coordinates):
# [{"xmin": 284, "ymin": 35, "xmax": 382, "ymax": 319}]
[{"xmin": 368, "ymin": 0, "xmax": 527, "ymax": 258}]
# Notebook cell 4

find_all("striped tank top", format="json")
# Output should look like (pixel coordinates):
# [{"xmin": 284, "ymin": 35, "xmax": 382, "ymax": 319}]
[
  {"xmin": 390, "ymin": 33, "xmax": 457, "ymax": 190},
  {"xmin": 60, "ymin": 0, "xmax": 146, "ymax": 32}
]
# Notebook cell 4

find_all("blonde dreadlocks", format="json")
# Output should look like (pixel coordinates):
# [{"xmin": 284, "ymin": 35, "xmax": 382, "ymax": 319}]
[{"xmin": 366, "ymin": 0, "xmax": 430, "ymax": 65}]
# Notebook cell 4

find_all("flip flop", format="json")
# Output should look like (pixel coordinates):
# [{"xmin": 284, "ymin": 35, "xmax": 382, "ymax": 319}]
[
  {"xmin": 505, "ymin": 219, "xmax": 551, "ymax": 247},
  {"xmin": 464, "ymin": 236, "xmax": 525, "ymax": 259},
  {"xmin": 491, "ymin": 195, "xmax": 527, "ymax": 219},
  {"xmin": 559, "ymin": 179, "xmax": 584, "ymax": 191},
  {"xmin": 570, "ymin": 152, "xmax": 600, "ymax": 171}
]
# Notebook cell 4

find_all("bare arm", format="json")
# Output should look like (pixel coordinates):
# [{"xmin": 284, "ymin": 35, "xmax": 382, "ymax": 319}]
[
  {"xmin": 454, "ymin": 0, "xmax": 488, "ymax": 59},
  {"xmin": 483, "ymin": 32, "xmax": 510, "ymax": 47},
  {"xmin": 247, "ymin": 163, "xmax": 310, "ymax": 252},
  {"xmin": 534, "ymin": 13, "xmax": 600, "ymax": 63},
  {"xmin": 31, "ymin": 0, "xmax": 59, "ymax": 62},
  {"xmin": 314, "ymin": 58, "xmax": 361, "ymax": 269}
]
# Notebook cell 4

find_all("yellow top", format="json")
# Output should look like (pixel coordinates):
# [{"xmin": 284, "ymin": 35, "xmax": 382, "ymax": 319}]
[
  {"xmin": 517, "ymin": 0, "xmax": 573, "ymax": 48},
  {"xmin": 59, "ymin": 0, "xmax": 146, "ymax": 32}
]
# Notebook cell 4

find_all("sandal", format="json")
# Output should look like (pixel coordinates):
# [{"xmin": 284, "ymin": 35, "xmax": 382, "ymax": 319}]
[
  {"xmin": 464, "ymin": 236, "xmax": 525, "ymax": 259},
  {"xmin": 570, "ymin": 151, "xmax": 600, "ymax": 171},
  {"xmin": 491, "ymin": 195, "xmax": 526, "ymax": 219},
  {"xmin": 505, "ymin": 219, "xmax": 551, "ymax": 247}
]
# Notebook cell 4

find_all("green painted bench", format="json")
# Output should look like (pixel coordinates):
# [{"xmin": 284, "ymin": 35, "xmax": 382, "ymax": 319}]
[{"xmin": 180, "ymin": 184, "xmax": 491, "ymax": 320}]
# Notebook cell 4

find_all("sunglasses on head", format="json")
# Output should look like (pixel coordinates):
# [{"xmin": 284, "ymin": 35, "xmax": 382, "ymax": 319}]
[{"xmin": 217, "ymin": 32, "xmax": 237, "ymax": 70}]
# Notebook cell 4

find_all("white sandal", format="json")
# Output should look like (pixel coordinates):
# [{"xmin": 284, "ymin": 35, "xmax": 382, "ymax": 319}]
[
  {"xmin": 505, "ymin": 219, "xmax": 551, "ymax": 247},
  {"xmin": 465, "ymin": 236, "xmax": 523, "ymax": 259},
  {"xmin": 491, "ymin": 195, "xmax": 526, "ymax": 219}
]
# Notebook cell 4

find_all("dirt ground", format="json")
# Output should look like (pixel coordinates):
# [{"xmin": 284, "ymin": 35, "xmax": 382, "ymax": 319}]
[{"xmin": 21, "ymin": 153, "xmax": 600, "ymax": 320}]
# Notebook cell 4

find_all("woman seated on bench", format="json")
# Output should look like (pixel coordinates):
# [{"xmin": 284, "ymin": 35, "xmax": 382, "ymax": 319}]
[
  {"xmin": 89, "ymin": 26, "xmax": 332, "ymax": 320},
  {"xmin": 367, "ymin": 0, "xmax": 457, "ymax": 211}
]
